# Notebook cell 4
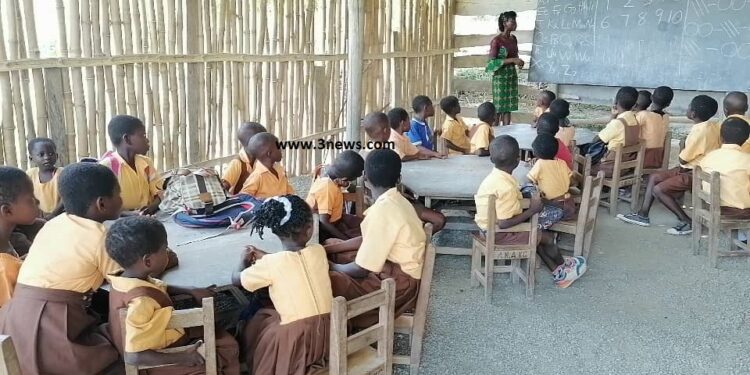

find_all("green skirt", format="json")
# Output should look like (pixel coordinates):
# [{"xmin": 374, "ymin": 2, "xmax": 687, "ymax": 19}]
[{"xmin": 486, "ymin": 52, "xmax": 519, "ymax": 113}]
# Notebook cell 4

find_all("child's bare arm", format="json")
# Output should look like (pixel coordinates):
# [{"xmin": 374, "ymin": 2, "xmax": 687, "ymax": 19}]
[
  {"xmin": 495, "ymin": 196, "xmax": 543, "ymax": 230},
  {"xmin": 417, "ymin": 146, "xmax": 445, "ymax": 159},
  {"xmin": 329, "ymin": 261, "xmax": 370, "ymax": 278},
  {"xmin": 231, "ymin": 246, "xmax": 266, "ymax": 287},
  {"xmin": 401, "ymin": 153, "xmax": 422, "ymax": 162},
  {"xmin": 324, "ymin": 236, "xmax": 363, "ymax": 254},
  {"xmin": 474, "ymin": 148, "xmax": 490, "ymax": 157},
  {"xmin": 444, "ymin": 140, "xmax": 469, "ymax": 154},
  {"xmin": 125, "ymin": 342, "xmax": 204, "ymax": 367},
  {"xmin": 319, "ymin": 214, "xmax": 350, "ymax": 240}
]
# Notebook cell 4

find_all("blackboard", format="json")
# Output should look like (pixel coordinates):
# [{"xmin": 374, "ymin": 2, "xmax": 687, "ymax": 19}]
[{"xmin": 528, "ymin": 0, "xmax": 750, "ymax": 92}]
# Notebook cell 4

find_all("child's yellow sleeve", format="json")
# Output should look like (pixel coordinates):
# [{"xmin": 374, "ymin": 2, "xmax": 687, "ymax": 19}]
[
  {"xmin": 222, "ymin": 159, "xmax": 243, "ymax": 189},
  {"xmin": 240, "ymin": 256, "xmax": 274, "ymax": 292},
  {"xmin": 597, "ymin": 119, "xmax": 622, "ymax": 144},
  {"xmin": 240, "ymin": 174, "xmax": 260, "ymax": 196},
  {"xmin": 145, "ymin": 158, "xmax": 164, "ymax": 197},
  {"xmin": 124, "ymin": 297, "xmax": 185, "ymax": 353},
  {"xmin": 285, "ymin": 181, "xmax": 295, "ymax": 195},
  {"xmin": 527, "ymin": 162, "xmax": 541, "ymax": 185},
  {"xmin": 355, "ymin": 213, "xmax": 397, "ymax": 273},
  {"xmin": 470, "ymin": 125, "xmax": 492, "ymax": 151}
]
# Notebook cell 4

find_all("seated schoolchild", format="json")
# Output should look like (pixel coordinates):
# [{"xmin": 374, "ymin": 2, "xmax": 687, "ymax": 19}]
[
  {"xmin": 537, "ymin": 113, "xmax": 573, "ymax": 169},
  {"xmin": 588, "ymin": 87, "xmax": 640, "ymax": 177},
  {"xmin": 527, "ymin": 134, "xmax": 576, "ymax": 228},
  {"xmin": 25, "ymin": 137, "xmax": 64, "ymax": 218},
  {"xmin": 405, "ymin": 95, "xmax": 437, "ymax": 151},
  {"xmin": 439, "ymin": 96, "xmax": 472, "ymax": 155},
  {"xmin": 222, "ymin": 122, "xmax": 267, "ymax": 194},
  {"xmin": 722, "ymin": 91, "xmax": 750, "ymax": 153},
  {"xmin": 635, "ymin": 87, "xmax": 674, "ymax": 169},
  {"xmin": 470, "ymin": 102, "xmax": 496, "ymax": 156},
  {"xmin": 239, "ymin": 133, "xmax": 295, "ymax": 199},
  {"xmin": 533, "ymin": 90, "xmax": 556, "ymax": 124},
  {"xmin": 388, "ymin": 108, "xmax": 444, "ymax": 160},
  {"xmin": 549, "ymin": 99, "xmax": 575, "ymax": 147}
]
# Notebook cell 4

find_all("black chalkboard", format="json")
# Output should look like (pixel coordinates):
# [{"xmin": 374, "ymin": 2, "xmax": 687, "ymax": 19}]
[{"xmin": 528, "ymin": 0, "xmax": 750, "ymax": 92}]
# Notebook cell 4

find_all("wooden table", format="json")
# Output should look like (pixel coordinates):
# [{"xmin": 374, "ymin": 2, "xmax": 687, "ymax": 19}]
[{"xmin": 494, "ymin": 123, "xmax": 596, "ymax": 150}]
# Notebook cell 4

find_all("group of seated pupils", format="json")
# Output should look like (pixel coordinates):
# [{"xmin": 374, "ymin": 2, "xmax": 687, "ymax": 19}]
[{"xmin": 0, "ymin": 85, "xmax": 748, "ymax": 374}]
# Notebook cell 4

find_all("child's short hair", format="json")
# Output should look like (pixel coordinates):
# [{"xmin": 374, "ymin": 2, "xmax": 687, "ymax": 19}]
[
  {"xmin": 365, "ymin": 149, "xmax": 401, "ymax": 188},
  {"xmin": 720, "ymin": 117, "xmax": 750, "ymax": 146},
  {"xmin": 238, "ymin": 122, "xmax": 267, "ymax": 146},
  {"xmin": 0, "ymin": 167, "xmax": 34, "ymax": 207},
  {"xmin": 477, "ymin": 102, "xmax": 497, "ymax": 123},
  {"xmin": 439, "ymin": 96, "xmax": 460, "ymax": 114},
  {"xmin": 690, "ymin": 95, "xmax": 719, "ymax": 121},
  {"xmin": 498, "ymin": 11, "xmax": 517, "ymax": 32},
  {"xmin": 106, "ymin": 216, "xmax": 168, "ymax": 268},
  {"xmin": 27, "ymin": 137, "xmax": 56, "ymax": 153},
  {"xmin": 333, "ymin": 150, "xmax": 365, "ymax": 179},
  {"xmin": 536, "ymin": 113, "xmax": 560, "ymax": 135},
  {"xmin": 250, "ymin": 195, "xmax": 312, "ymax": 240},
  {"xmin": 652, "ymin": 86, "xmax": 674, "ymax": 108},
  {"xmin": 247, "ymin": 132, "xmax": 279, "ymax": 157},
  {"xmin": 723, "ymin": 91, "xmax": 749, "ymax": 115},
  {"xmin": 387, "ymin": 108, "xmax": 409, "ymax": 130},
  {"xmin": 636, "ymin": 90, "xmax": 652, "ymax": 111},
  {"xmin": 412, "ymin": 95, "xmax": 432, "ymax": 113},
  {"xmin": 108, "ymin": 115, "xmax": 145, "ymax": 146},
  {"xmin": 363, "ymin": 112, "xmax": 389, "ymax": 136},
  {"xmin": 539, "ymin": 90, "xmax": 557, "ymax": 105},
  {"xmin": 489, "ymin": 135, "xmax": 519, "ymax": 168},
  {"xmin": 615, "ymin": 87, "xmax": 638, "ymax": 110},
  {"xmin": 58, "ymin": 163, "xmax": 119, "ymax": 216},
  {"xmin": 548, "ymin": 99, "xmax": 570, "ymax": 119},
  {"xmin": 532, "ymin": 133, "xmax": 559, "ymax": 160}
]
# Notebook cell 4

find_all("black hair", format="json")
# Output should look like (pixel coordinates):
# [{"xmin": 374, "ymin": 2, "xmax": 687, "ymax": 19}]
[
  {"xmin": 635, "ymin": 90, "xmax": 652, "ymax": 111},
  {"xmin": 652, "ymin": 86, "xmax": 674, "ymax": 114},
  {"xmin": 439, "ymin": 96, "xmax": 460, "ymax": 115},
  {"xmin": 58, "ymin": 163, "xmax": 119, "ymax": 216},
  {"xmin": 108, "ymin": 115, "xmax": 145, "ymax": 146},
  {"xmin": 363, "ymin": 112, "xmax": 389, "ymax": 136},
  {"xmin": 387, "ymin": 108, "xmax": 410, "ymax": 130},
  {"xmin": 532, "ymin": 133, "xmax": 559, "ymax": 160},
  {"xmin": 615, "ymin": 87, "xmax": 638, "ymax": 110},
  {"xmin": 0, "ymin": 167, "xmax": 34, "ymax": 207},
  {"xmin": 723, "ymin": 91, "xmax": 749, "ymax": 116},
  {"xmin": 27, "ymin": 137, "xmax": 56, "ymax": 154},
  {"xmin": 720, "ymin": 117, "xmax": 750, "ymax": 146},
  {"xmin": 498, "ymin": 11, "xmax": 517, "ymax": 32},
  {"xmin": 537, "ymin": 113, "xmax": 560, "ymax": 135},
  {"xmin": 489, "ymin": 135, "xmax": 519, "ymax": 168},
  {"xmin": 238, "ymin": 122, "xmax": 268, "ymax": 146},
  {"xmin": 247, "ymin": 132, "xmax": 279, "ymax": 157},
  {"xmin": 249, "ymin": 195, "xmax": 312, "ymax": 240},
  {"xmin": 412, "ymin": 95, "xmax": 433, "ymax": 113},
  {"xmin": 106, "ymin": 216, "xmax": 168, "ymax": 268},
  {"xmin": 477, "ymin": 102, "xmax": 497, "ymax": 123},
  {"xmin": 365, "ymin": 149, "xmax": 401, "ymax": 188},
  {"xmin": 332, "ymin": 150, "xmax": 365, "ymax": 180},
  {"xmin": 689, "ymin": 95, "xmax": 719, "ymax": 122},
  {"xmin": 548, "ymin": 99, "xmax": 570, "ymax": 119},
  {"xmin": 539, "ymin": 90, "xmax": 556, "ymax": 105}
]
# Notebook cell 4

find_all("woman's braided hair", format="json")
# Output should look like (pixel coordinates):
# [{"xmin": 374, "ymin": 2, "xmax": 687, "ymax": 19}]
[
  {"xmin": 249, "ymin": 194, "xmax": 312, "ymax": 240},
  {"xmin": 498, "ymin": 11, "xmax": 517, "ymax": 32}
]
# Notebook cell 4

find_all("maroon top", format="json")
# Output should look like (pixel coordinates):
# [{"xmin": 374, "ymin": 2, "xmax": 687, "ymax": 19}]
[{"xmin": 489, "ymin": 34, "xmax": 519, "ymax": 59}]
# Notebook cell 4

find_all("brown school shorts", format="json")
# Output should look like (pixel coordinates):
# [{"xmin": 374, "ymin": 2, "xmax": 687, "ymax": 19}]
[
  {"xmin": 720, "ymin": 207, "xmax": 750, "ymax": 220},
  {"xmin": 654, "ymin": 167, "xmax": 692, "ymax": 198},
  {"xmin": 476, "ymin": 230, "xmax": 533, "ymax": 245}
]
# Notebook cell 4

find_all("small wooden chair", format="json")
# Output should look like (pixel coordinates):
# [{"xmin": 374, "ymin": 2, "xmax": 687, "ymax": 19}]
[
  {"xmin": 641, "ymin": 131, "xmax": 672, "ymax": 175},
  {"xmin": 470, "ymin": 195, "xmax": 539, "ymax": 301},
  {"xmin": 0, "ymin": 335, "xmax": 21, "ymax": 375},
  {"xmin": 393, "ymin": 224, "xmax": 435, "ymax": 374},
  {"xmin": 550, "ymin": 172, "xmax": 605, "ymax": 259},
  {"xmin": 570, "ymin": 153, "xmax": 592, "ymax": 201},
  {"xmin": 343, "ymin": 186, "xmax": 365, "ymax": 218},
  {"xmin": 599, "ymin": 142, "xmax": 646, "ymax": 216},
  {"xmin": 312, "ymin": 279, "xmax": 396, "ymax": 375},
  {"xmin": 691, "ymin": 167, "xmax": 750, "ymax": 268},
  {"xmin": 120, "ymin": 298, "xmax": 218, "ymax": 375}
]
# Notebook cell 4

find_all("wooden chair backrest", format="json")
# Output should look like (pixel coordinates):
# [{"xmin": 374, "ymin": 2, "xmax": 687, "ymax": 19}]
[
  {"xmin": 342, "ymin": 186, "xmax": 365, "ymax": 218},
  {"xmin": 660, "ymin": 130, "xmax": 672, "ymax": 170},
  {"xmin": 329, "ymin": 279, "xmax": 396, "ymax": 375},
  {"xmin": 120, "ymin": 297, "xmax": 217, "ymax": 375},
  {"xmin": 576, "ymin": 172, "xmax": 605, "ymax": 232},
  {"xmin": 571, "ymin": 153, "xmax": 592, "ymax": 189},
  {"xmin": 486, "ymin": 194, "xmax": 539, "ymax": 249},
  {"xmin": 412, "ymin": 223, "xmax": 435, "ymax": 318},
  {"xmin": 610, "ymin": 142, "xmax": 646, "ymax": 178},
  {"xmin": 568, "ymin": 139, "xmax": 578, "ymax": 157},
  {"xmin": 0, "ymin": 336, "xmax": 21, "ymax": 375},
  {"xmin": 692, "ymin": 166, "xmax": 721, "ymax": 225}
]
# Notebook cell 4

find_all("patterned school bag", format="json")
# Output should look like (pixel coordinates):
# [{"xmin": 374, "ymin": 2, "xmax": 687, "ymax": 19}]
[
  {"xmin": 159, "ymin": 168, "xmax": 228, "ymax": 215},
  {"xmin": 173, "ymin": 194, "xmax": 261, "ymax": 228}
]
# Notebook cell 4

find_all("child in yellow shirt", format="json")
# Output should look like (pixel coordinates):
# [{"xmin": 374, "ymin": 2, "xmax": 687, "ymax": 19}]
[
  {"xmin": 470, "ymin": 102, "xmax": 496, "ymax": 156},
  {"xmin": 533, "ymin": 90, "xmax": 556, "ymax": 124},
  {"xmin": 636, "ymin": 87, "xmax": 674, "ymax": 169},
  {"xmin": 722, "ymin": 91, "xmax": 750, "ymax": 153},
  {"xmin": 387, "ymin": 108, "xmax": 444, "ymax": 160},
  {"xmin": 106, "ymin": 216, "xmax": 240, "ymax": 374},
  {"xmin": 589, "ymin": 87, "xmax": 640, "ymax": 177},
  {"xmin": 439, "ymin": 96, "xmax": 472, "ymax": 154},
  {"xmin": 527, "ymin": 134, "xmax": 576, "ymax": 228},
  {"xmin": 222, "ymin": 122, "xmax": 267, "ymax": 194},
  {"xmin": 240, "ymin": 133, "xmax": 295, "ymax": 199},
  {"xmin": 25, "ymin": 138, "xmax": 63, "ymax": 218}
]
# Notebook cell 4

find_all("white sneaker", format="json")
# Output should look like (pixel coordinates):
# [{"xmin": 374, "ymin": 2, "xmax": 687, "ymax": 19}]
[{"xmin": 666, "ymin": 222, "xmax": 692, "ymax": 236}]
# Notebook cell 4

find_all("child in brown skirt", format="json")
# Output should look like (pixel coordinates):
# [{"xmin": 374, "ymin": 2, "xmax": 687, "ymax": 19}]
[
  {"xmin": 0, "ymin": 163, "xmax": 124, "ymax": 374},
  {"xmin": 232, "ymin": 195, "xmax": 331, "ymax": 375},
  {"xmin": 526, "ymin": 134, "xmax": 576, "ymax": 228},
  {"xmin": 106, "ymin": 216, "xmax": 240, "ymax": 374}
]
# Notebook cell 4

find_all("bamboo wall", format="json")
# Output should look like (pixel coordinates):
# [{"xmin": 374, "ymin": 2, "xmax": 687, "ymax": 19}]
[{"xmin": 0, "ymin": 0, "xmax": 455, "ymax": 174}]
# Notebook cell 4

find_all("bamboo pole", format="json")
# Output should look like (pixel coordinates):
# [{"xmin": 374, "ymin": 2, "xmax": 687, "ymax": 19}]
[
  {"xmin": 121, "ymin": 0, "xmax": 138, "ymax": 116},
  {"xmin": 69, "ymin": 0, "xmax": 89, "ymax": 159},
  {"xmin": 80, "ymin": 0, "xmax": 98, "ymax": 157},
  {"xmin": 57, "ymin": 0, "xmax": 76, "ymax": 162},
  {"xmin": 21, "ymin": 0, "xmax": 49, "ymax": 137},
  {"xmin": 176, "ymin": 0, "xmax": 187, "ymax": 166},
  {"xmin": 15, "ymin": 4, "xmax": 36, "ymax": 143},
  {"xmin": 7, "ymin": 0, "xmax": 29, "ymax": 168},
  {"xmin": 91, "ymin": 0, "xmax": 106, "ymax": 156},
  {"xmin": 110, "ymin": 0, "xmax": 127, "ymax": 113},
  {"xmin": 346, "ymin": 0, "xmax": 363, "ymax": 142},
  {"xmin": 0, "ymin": 6, "xmax": 17, "ymax": 166},
  {"xmin": 155, "ymin": 0, "xmax": 173, "ymax": 169}
]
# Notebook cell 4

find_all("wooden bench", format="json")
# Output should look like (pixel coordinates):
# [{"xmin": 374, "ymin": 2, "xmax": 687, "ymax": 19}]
[{"xmin": 551, "ymin": 172, "xmax": 605, "ymax": 259}]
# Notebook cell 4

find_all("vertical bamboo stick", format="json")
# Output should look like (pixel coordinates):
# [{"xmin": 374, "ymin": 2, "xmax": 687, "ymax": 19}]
[
  {"xmin": 110, "ymin": 0, "xmax": 127, "ymax": 113},
  {"xmin": 0, "ymin": 7, "xmax": 17, "ymax": 166},
  {"xmin": 79, "ymin": 0, "xmax": 99, "ymax": 157},
  {"xmin": 68, "ymin": 0, "xmax": 89, "ymax": 159},
  {"xmin": 90, "ymin": 0, "xmax": 106, "ymax": 156},
  {"xmin": 15, "ymin": 4, "xmax": 36, "ymax": 143},
  {"xmin": 346, "ymin": 0, "xmax": 363, "ymax": 142},
  {"xmin": 21, "ymin": 0, "xmax": 49, "ymax": 137},
  {"xmin": 7, "ymin": 0, "xmax": 28, "ymax": 168},
  {"xmin": 121, "ymin": 0, "xmax": 138, "ymax": 116},
  {"xmin": 176, "ymin": 0, "xmax": 187, "ymax": 166},
  {"xmin": 56, "ymin": 0, "xmax": 76, "ymax": 162},
  {"xmin": 154, "ymin": 0, "xmax": 173, "ymax": 168}
]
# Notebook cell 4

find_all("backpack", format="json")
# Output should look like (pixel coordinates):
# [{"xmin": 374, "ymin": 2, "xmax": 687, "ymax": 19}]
[
  {"xmin": 160, "ymin": 168, "xmax": 228, "ymax": 215},
  {"xmin": 173, "ymin": 194, "xmax": 261, "ymax": 228}
]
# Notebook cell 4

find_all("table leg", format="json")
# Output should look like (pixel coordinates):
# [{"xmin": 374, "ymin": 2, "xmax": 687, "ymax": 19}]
[{"xmin": 424, "ymin": 197, "xmax": 432, "ymax": 208}]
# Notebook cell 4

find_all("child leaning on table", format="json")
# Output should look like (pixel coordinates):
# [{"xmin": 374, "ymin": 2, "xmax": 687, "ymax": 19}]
[
  {"xmin": 106, "ymin": 216, "xmax": 240, "ymax": 375},
  {"xmin": 439, "ymin": 95, "xmax": 472, "ymax": 155},
  {"xmin": 474, "ymin": 135, "xmax": 587, "ymax": 289}
]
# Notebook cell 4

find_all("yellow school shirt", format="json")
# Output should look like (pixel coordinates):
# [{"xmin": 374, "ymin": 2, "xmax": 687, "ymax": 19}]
[
  {"xmin": 470, "ymin": 122, "xmax": 493, "ymax": 153},
  {"xmin": 441, "ymin": 116, "xmax": 471, "ymax": 155},
  {"xmin": 597, "ymin": 111, "xmax": 639, "ymax": 148},
  {"xmin": 678, "ymin": 121, "xmax": 721, "ymax": 168},
  {"xmin": 727, "ymin": 114, "xmax": 750, "ymax": 153},
  {"xmin": 527, "ymin": 159, "xmax": 572, "ymax": 200},
  {"xmin": 221, "ymin": 149, "xmax": 254, "ymax": 193},
  {"xmin": 355, "ymin": 188, "xmax": 426, "ymax": 280},
  {"xmin": 636, "ymin": 111, "xmax": 670, "ymax": 149},
  {"xmin": 240, "ymin": 161, "xmax": 295, "ymax": 199},
  {"xmin": 240, "ymin": 244, "xmax": 332, "ymax": 325},
  {"xmin": 698, "ymin": 144, "xmax": 750, "ymax": 209},
  {"xmin": 0, "ymin": 253, "xmax": 22, "ymax": 306},
  {"xmin": 18, "ymin": 214, "xmax": 121, "ymax": 293},
  {"xmin": 99, "ymin": 151, "xmax": 164, "ymax": 211},
  {"xmin": 474, "ymin": 168, "xmax": 522, "ymax": 231},
  {"xmin": 556, "ymin": 126, "xmax": 575, "ymax": 147},
  {"xmin": 108, "ymin": 275, "xmax": 184, "ymax": 353},
  {"xmin": 305, "ymin": 177, "xmax": 344, "ymax": 223},
  {"xmin": 389, "ymin": 130, "xmax": 420, "ymax": 159},
  {"xmin": 26, "ymin": 167, "xmax": 62, "ymax": 214}
]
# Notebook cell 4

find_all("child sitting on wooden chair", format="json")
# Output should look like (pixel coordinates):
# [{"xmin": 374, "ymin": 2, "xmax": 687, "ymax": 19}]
[
  {"xmin": 526, "ymin": 133, "xmax": 576, "ymax": 229},
  {"xmin": 470, "ymin": 102, "xmax": 496, "ymax": 157},
  {"xmin": 388, "ymin": 108, "xmax": 444, "ymax": 160},
  {"xmin": 722, "ymin": 92, "xmax": 750, "ymax": 153},
  {"xmin": 439, "ymin": 96, "xmax": 472, "ymax": 155},
  {"xmin": 239, "ymin": 132, "xmax": 295, "ymax": 199},
  {"xmin": 533, "ymin": 90, "xmax": 556, "ymax": 124},
  {"xmin": 635, "ymin": 87, "xmax": 673, "ymax": 169},
  {"xmin": 549, "ymin": 99, "xmax": 575, "ymax": 148},
  {"xmin": 221, "ymin": 122, "xmax": 267, "ymax": 195}
]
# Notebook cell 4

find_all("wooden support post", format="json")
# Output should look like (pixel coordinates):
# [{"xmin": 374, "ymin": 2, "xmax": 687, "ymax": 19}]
[
  {"xmin": 345, "ymin": 0, "xmax": 363, "ymax": 143},
  {"xmin": 44, "ymin": 68, "xmax": 69, "ymax": 165},
  {"xmin": 185, "ymin": 0, "xmax": 201, "ymax": 164}
]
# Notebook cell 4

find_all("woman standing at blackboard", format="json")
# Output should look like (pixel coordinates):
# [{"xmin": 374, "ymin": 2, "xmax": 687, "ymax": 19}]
[{"xmin": 487, "ymin": 11, "xmax": 524, "ymax": 126}]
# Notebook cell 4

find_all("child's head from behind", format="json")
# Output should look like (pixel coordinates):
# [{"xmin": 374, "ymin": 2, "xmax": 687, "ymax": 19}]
[
  {"xmin": 723, "ymin": 91, "xmax": 748, "ymax": 116},
  {"xmin": 247, "ymin": 132, "xmax": 282, "ymax": 163},
  {"xmin": 614, "ymin": 87, "xmax": 638, "ymax": 111},
  {"xmin": 489, "ymin": 135, "xmax": 520, "ymax": 170},
  {"xmin": 106, "ymin": 216, "xmax": 169, "ymax": 276},
  {"xmin": 548, "ymin": 99, "xmax": 570, "ymax": 122},
  {"xmin": 536, "ymin": 113, "xmax": 560, "ymax": 136},
  {"xmin": 250, "ymin": 195, "xmax": 313, "ymax": 245},
  {"xmin": 688, "ymin": 95, "xmax": 719, "ymax": 122},
  {"xmin": 363, "ymin": 112, "xmax": 390, "ymax": 142},
  {"xmin": 532, "ymin": 133, "xmax": 559, "ymax": 160},
  {"xmin": 238, "ymin": 122, "xmax": 267, "ymax": 148},
  {"xmin": 365, "ymin": 149, "xmax": 401, "ymax": 189},
  {"xmin": 536, "ymin": 90, "xmax": 556, "ymax": 107},
  {"xmin": 652, "ymin": 86, "xmax": 674, "ymax": 109},
  {"xmin": 477, "ymin": 102, "xmax": 497, "ymax": 124},
  {"xmin": 412, "ymin": 95, "xmax": 435, "ymax": 118},
  {"xmin": 27, "ymin": 138, "xmax": 58, "ymax": 172},
  {"xmin": 720, "ymin": 117, "xmax": 750, "ymax": 146},
  {"xmin": 635, "ymin": 90, "xmax": 652, "ymax": 111},
  {"xmin": 0, "ymin": 167, "xmax": 38, "ymax": 227},
  {"xmin": 439, "ymin": 96, "xmax": 461, "ymax": 117},
  {"xmin": 59, "ymin": 163, "xmax": 122, "ymax": 221},
  {"xmin": 108, "ymin": 115, "xmax": 149, "ymax": 155},
  {"xmin": 330, "ymin": 151, "xmax": 365, "ymax": 186},
  {"xmin": 387, "ymin": 108, "xmax": 410, "ymax": 132}
]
